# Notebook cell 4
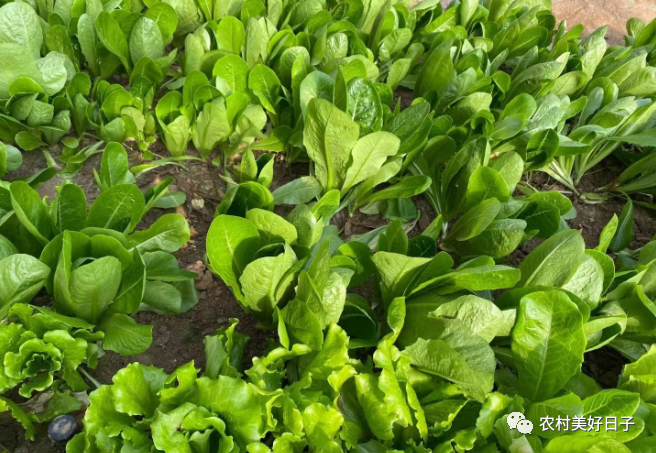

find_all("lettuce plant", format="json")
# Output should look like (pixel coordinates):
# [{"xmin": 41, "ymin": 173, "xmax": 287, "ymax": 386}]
[
  {"xmin": 408, "ymin": 134, "xmax": 574, "ymax": 256},
  {"xmin": 79, "ymin": 1, "xmax": 178, "ymax": 78},
  {"xmin": 67, "ymin": 207, "xmax": 656, "ymax": 453},
  {"xmin": 87, "ymin": 67, "xmax": 165, "ymax": 150},
  {"xmin": 214, "ymin": 148, "xmax": 276, "ymax": 216},
  {"xmin": 0, "ymin": 3, "xmax": 74, "ymax": 99},
  {"xmin": 0, "ymin": 303, "xmax": 100, "ymax": 438},
  {"xmin": 0, "ymin": 143, "xmax": 197, "ymax": 354},
  {"xmin": 159, "ymin": 68, "xmax": 267, "ymax": 161},
  {"xmin": 65, "ymin": 322, "xmax": 279, "ymax": 453},
  {"xmin": 1, "ymin": 1, "xmax": 656, "ymax": 450},
  {"xmin": 207, "ymin": 190, "xmax": 349, "ymax": 326},
  {"xmin": 155, "ymin": 90, "xmax": 194, "ymax": 157},
  {"xmin": 0, "ymin": 304, "xmax": 101, "ymax": 399},
  {"xmin": 301, "ymin": 98, "xmax": 431, "ymax": 214},
  {"xmin": 0, "ymin": 2, "xmax": 77, "ymax": 149}
]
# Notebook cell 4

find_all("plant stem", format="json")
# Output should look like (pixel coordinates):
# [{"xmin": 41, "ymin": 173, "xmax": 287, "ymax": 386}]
[{"xmin": 79, "ymin": 367, "xmax": 102, "ymax": 390}]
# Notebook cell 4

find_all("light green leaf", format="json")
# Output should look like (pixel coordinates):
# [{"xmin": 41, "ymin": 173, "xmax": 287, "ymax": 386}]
[
  {"xmin": 128, "ymin": 214, "xmax": 190, "ymax": 254},
  {"xmin": 101, "ymin": 313, "xmax": 153, "ymax": 356},
  {"xmin": 304, "ymin": 98, "xmax": 360, "ymax": 191},
  {"xmin": 512, "ymin": 290, "xmax": 586, "ymax": 401}
]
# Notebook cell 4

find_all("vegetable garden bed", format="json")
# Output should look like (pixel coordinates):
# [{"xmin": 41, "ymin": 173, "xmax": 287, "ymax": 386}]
[{"xmin": 1, "ymin": 0, "xmax": 656, "ymax": 452}]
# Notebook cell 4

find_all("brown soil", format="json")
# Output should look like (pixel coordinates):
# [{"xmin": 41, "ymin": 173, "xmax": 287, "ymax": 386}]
[
  {"xmin": 532, "ymin": 159, "xmax": 654, "ymax": 250},
  {"xmin": 393, "ymin": 87, "xmax": 415, "ymax": 110}
]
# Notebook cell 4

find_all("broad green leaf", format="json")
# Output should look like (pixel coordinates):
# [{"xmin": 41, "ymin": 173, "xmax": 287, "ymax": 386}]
[
  {"xmin": 361, "ymin": 175, "xmax": 431, "ymax": 204},
  {"xmin": 525, "ymin": 128, "xmax": 559, "ymax": 170},
  {"xmin": 68, "ymin": 256, "xmax": 122, "ymax": 324},
  {"xmin": 512, "ymin": 290, "xmax": 586, "ymax": 401},
  {"xmin": 411, "ymin": 265, "xmax": 521, "ymax": 296},
  {"xmin": 145, "ymin": 2, "xmax": 178, "ymax": 43},
  {"xmin": 96, "ymin": 12, "xmax": 132, "ymax": 73},
  {"xmin": 519, "ymin": 229, "xmax": 585, "ymax": 287},
  {"xmin": 0, "ymin": 43, "xmax": 40, "ymax": 98},
  {"xmin": 304, "ymin": 98, "xmax": 360, "ymax": 191},
  {"xmin": 206, "ymin": 216, "xmax": 261, "ymax": 301},
  {"xmin": 240, "ymin": 247, "xmax": 295, "ymax": 319},
  {"xmin": 387, "ymin": 58, "xmax": 411, "ymax": 90},
  {"xmin": 86, "ymin": 184, "xmax": 145, "ymax": 232},
  {"xmin": 245, "ymin": 209, "xmax": 297, "ymax": 244},
  {"xmin": 442, "ymin": 219, "xmax": 526, "ymax": 259},
  {"xmin": 112, "ymin": 250, "xmax": 146, "ymax": 315},
  {"xmin": 77, "ymin": 14, "xmax": 99, "ymax": 76},
  {"xmin": 404, "ymin": 319, "xmax": 496, "ymax": 402},
  {"xmin": 0, "ymin": 143, "xmax": 22, "ymax": 178},
  {"xmin": 298, "ymin": 324, "xmax": 349, "ymax": 379},
  {"xmin": 141, "ymin": 280, "xmax": 198, "ymax": 315},
  {"xmin": 465, "ymin": 167, "xmax": 510, "ymax": 209},
  {"xmin": 384, "ymin": 102, "xmax": 433, "ymax": 157},
  {"xmin": 343, "ymin": 132, "xmax": 400, "ymax": 194},
  {"xmin": 192, "ymin": 97, "xmax": 230, "ymax": 158},
  {"xmin": 0, "ymin": 235, "xmax": 17, "ymax": 261},
  {"xmin": 281, "ymin": 298, "xmax": 323, "ymax": 351},
  {"xmin": 562, "ymin": 254, "xmax": 604, "ymax": 310},
  {"xmin": 0, "ymin": 254, "xmax": 50, "ymax": 319},
  {"xmin": 299, "ymin": 71, "xmax": 335, "ymax": 116},
  {"xmin": 10, "ymin": 181, "xmax": 53, "ymax": 245},
  {"xmin": 415, "ymin": 39, "xmax": 453, "ymax": 97},
  {"xmin": 214, "ymin": 54, "xmax": 250, "ymax": 93},
  {"xmin": 0, "ymin": 2, "xmax": 42, "ymax": 60},
  {"xmin": 248, "ymin": 64, "xmax": 280, "ymax": 113},
  {"xmin": 52, "ymin": 184, "xmax": 87, "ymax": 233},
  {"xmin": 403, "ymin": 294, "xmax": 506, "ymax": 345},
  {"xmin": 354, "ymin": 374, "xmax": 396, "ymax": 440},
  {"xmin": 447, "ymin": 198, "xmax": 501, "ymax": 242},
  {"xmin": 127, "ymin": 214, "xmax": 190, "ymax": 253},
  {"xmin": 101, "ymin": 313, "xmax": 153, "ymax": 355},
  {"xmin": 129, "ymin": 16, "xmax": 164, "ymax": 64},
  {"xmin": 619, "ymin": 344, "xmax": 656, "ymax": 403},
  {"xmin": 460, "ymin": 0, "xmax": 478, "ymax": 28},
  {"xmin": 609, "ymin": 127, "xmax": 656, "ymax": 147},
  {"xmin": 98, "ymin": 142, "xmax": 136, "ymax": 190},
  {"xmin": 215, "ymin": 16, "xmax": 245, "ymax": 53},
  {"xmin": 193, "ymin": 375, "xmax": 277, "ymax": 447},
  {"xmin": 111, "ymin": 363, "xmax": 167, "ymax": 417},
  {"xmin": 347, "ymin": 78, "xmax": 383, "ymax": 131},
  {"xmin": 372, "ymin": 252, "xmax": 431, "ymax": 305},
  {"xmin": 272, "ymin": 177, "xmax": 322, "ymax": 205}
]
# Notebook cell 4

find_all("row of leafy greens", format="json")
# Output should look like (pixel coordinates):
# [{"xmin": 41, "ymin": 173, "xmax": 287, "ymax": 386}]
[
  {"xmin": 2, "ymin": 0, "xmax": 656, "ymax": 450},
  {"xmin": 2, "ymin": 0, "xmax": 656, "ymax": 203},
  {"xmin": 0, "ymin": 142, "xmax": 198, "ymax": 432},
  {"xmin": 64, "ymin": 218, "xmax": 656, "ymax": 452}
]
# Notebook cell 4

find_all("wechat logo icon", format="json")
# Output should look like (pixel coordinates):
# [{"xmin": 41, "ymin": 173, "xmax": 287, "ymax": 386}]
[{"xmin": 507, "ymin": 412, "xmax": 533, "ymax": 434}]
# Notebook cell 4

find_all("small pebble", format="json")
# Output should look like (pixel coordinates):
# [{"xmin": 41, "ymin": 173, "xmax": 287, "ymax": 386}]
[{"xmin": 48, "ymin": 415, "xmax": 77, "ymax": 442}]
